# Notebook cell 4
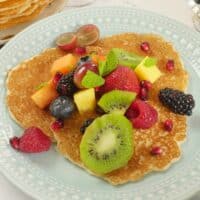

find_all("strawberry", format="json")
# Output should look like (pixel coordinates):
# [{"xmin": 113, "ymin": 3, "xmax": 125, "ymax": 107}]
[
  {"xmin": 99, "ymin": 66, "xmax": 140, "ymax": 94},
  {"xmin": 9, "ymin": 127, "xmax": 51, "ymax": 153},
  {"xmin": 126, "ymin": 99, "xmax": 158, "ymax": 129}
]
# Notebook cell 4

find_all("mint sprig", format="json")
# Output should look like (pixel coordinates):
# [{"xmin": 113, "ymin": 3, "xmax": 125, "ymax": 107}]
[{"xmin": 81, "ymin": 70, "xmax": 105, "ymax": 88}]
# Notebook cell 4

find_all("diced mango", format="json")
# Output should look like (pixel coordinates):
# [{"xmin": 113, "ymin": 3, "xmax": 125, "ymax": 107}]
[
  {"xmin": 135, "ymin": 57, "xmax": 162, "ymax": 83},
  {"xmin": 51, "ymin": 54, "xmax": 77, "ymax": 76},
  {"xmin": 74, "ymin": 88, "xmax": 96, "ymax": 114},
  {"xmin": 31, "ymin": 82, "xmax": 58, "ymax": 109}
]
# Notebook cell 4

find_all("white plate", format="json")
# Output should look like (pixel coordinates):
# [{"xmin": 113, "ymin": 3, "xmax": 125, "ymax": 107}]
[{"xmin": 0, "ymin": 6, "xmax": 200, "ymax": 200}]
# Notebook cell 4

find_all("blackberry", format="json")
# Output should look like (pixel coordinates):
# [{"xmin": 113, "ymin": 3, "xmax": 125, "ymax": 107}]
[
  {"xmin": 159, "ymin": 88, "xmax": 195, "ymax": 116},
  {"xmin": 77, "ymin": 56, "xmax": 91, "ymax": 66},
  {"xmin": 80, "ymin": 118, "xmax": 94, "ymax": 134},
  {"xmin": 56, "ymin": 71, "xmax": 77, "ymax": 96}
]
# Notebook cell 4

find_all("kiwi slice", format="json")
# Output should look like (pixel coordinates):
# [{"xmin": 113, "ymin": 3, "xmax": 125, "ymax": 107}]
[
  {"xmin": 80, "ymin": 114, "xmax": 134, "ymax": 174},
  {"xmin": 98, "ymin": 90, "xmax": 136, "ymax": 115}
]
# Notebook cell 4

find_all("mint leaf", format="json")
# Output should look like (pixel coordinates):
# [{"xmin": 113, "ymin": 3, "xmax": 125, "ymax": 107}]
[
  {"xmin": 98, "ymin": 60, "xmax": 106, "ymax": 76},
  {"xmin": 35, "ymin": 82, "xmax": 48, "ymax": 90},
  {"xmin": 100, "ymin": 48, "xmax": 144, "ymax": 76},
  {"xmin": 100, "ymin": 49, "xmax": 119, "ymax": 76},
  {"xmin": 81, "ymin": 70, "xmax": 105, "ymax": 88},
  {"xmin": 144, "ymin": 57, "xmax": 157, "ymax": 67}
]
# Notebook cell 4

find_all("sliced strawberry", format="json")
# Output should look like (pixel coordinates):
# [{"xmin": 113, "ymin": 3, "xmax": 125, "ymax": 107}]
[
  {"xmin": 126, "ymin": 99, "xmax": 158, "ymax": 129},
  {"xmin": 10, "ymin": 127, "xmax": 51, "ymax": 153},
  {"xmin": 99, "ymin": 66, "xmax": 140, "ymax": 94}
]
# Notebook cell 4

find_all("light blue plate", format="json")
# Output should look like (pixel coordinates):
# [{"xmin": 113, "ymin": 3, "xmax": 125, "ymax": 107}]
[{"xmin": 0, "ymin": 7, "xmax": 200, "ymax": 200}]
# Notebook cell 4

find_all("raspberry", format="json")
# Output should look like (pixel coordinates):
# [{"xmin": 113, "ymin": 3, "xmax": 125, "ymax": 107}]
[
  {"xmin": 9, "ymin": 136, "xmax": 20, "ymax": 150},
  {"xmin": 126, "ymin": 99, "xmax": 158, "ymax": 129},
  {"xmin": 99, "ymin": 66, "xmax": 140, "ymax": 94},
  {"xmin": 10, "ymin": 127, "xmax": 51, "ymax": 153}
]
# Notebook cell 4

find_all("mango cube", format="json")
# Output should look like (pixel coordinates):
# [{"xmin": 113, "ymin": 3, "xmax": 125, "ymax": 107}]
[
  {"xmin": 74, "ymin": 88, "xmax": 96, "ymax": 114},
  {"xmin": 51, "ymin": 54, "xmax": 77, "ymax": 76},
  {"xmin": 31, "ymin": 82, "xmax": 58, "ymax": 109},
  {"xmin": 135, "ymin": 57, "xmax": 162, "ymax": 83}
]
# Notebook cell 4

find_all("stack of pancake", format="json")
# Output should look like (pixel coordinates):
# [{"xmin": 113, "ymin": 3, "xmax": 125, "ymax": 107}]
[{"xmin": 0, "ymin": 0, "xmax": 55, "ymax": 30}]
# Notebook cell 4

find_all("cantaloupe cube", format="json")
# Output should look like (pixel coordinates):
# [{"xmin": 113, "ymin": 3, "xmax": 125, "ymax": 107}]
[
  {"xmin": 31, "ymin": 82, "xmax": 58, "ymax": 109},
  {"xmin": 51, "ymin": 54, "xmax": 77, "ymax": 76},
  {"xmin": 135, "ymin": 57, "xmax": 162, "ymax": 83},
  {"xmin": 74, "ymin": 88, "xmax": 96, "ymax": 114}
]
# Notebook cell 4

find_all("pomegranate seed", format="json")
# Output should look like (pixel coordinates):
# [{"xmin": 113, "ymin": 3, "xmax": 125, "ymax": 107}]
[
  {"xmin": 140, "ymin": 80, "xmax": 152, "ymax": 91},
  {"xmin": 151, "ymin": 146, "xmax": 162, "ymax": 155},
  {"xmin": 9, "ymin": 136, "xmax": 20, "ymax": 150},
  {"xmin": 140, "ymin": 42, "xmax": 150, "ymax": 52},
  {"xmin": 139, "ymin": 87, "xmax": 148, "ymax": 101},
  {"xmin": 166, "ymin": 59, "xmax": 174, "ymax": 71},
  {"xmin": 51, "ymin": 119, "xmax": 64, "ymax": 131},
  {"xmin": 163, "ymin": 119, "xmax": 173, "ymax": 132},
  {"xmin": 53, "ymin": 72, "xmax": 63, "ymax": 86},
  {"xmin": 74, "ymin": 47, "xmax": 86, "ymax": 55}
]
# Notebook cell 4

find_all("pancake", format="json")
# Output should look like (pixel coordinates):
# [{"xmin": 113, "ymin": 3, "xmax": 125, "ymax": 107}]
[
  {"xmin": 0, "ymin": 0, "xmax": 54, "ymax": 30},
  {"xmin": 7, "ymin": 48, "xmax": 66, "ymax": 139},
  {"xmin": 0, "ymin": 0, "xmax": 38, "ymax": 16},
  {"xmin": 0, "ymin": 0, "xmax": 26, "ymax": 8},
  {"xmin": 6, "ymin": 33, "xmax": 188, "ymax": 184}
]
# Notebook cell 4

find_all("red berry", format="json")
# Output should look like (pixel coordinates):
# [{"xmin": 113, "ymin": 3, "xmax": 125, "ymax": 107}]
[
  {"xmin": 166, "ymin": 59, "xmax": 174, "ymax": 71},
  {"xmin": 151, "ymin": 146, "xmax": 162, "ymax": 155},
  {"xmin": 74, "ymin": 47, "xmax": 86, "ymax": 55},
  {"xmin": 140, "ymin": 42, "xmax": 150, "ymax": 52},
  {"xmin": 139, "ymin": 87, "xmax": 148, "ymax": 101},
  {"xmin": 126, "ymin": 99, "xmax": 158, "ymax": 129},
  {"xmin": 9, "ymin": 136, "xmax": 20, "ymax": 150},
  {"xmin": 95, "ymin": 86, "xmax": 100, "ymax": 92},
  {"xmin": 10, "ymin": 127, "xmax": 51, "ymax": 153},
  {"xmin": 53, "ymin": 72, "xmax": 63, "ymax": 86},
  {"xmin": 99, "ymin": 66, "xmax": 140, "ymax": 94},
  {"xmin": 140, "ymin": 80, "xmax": 152, "ymax": 91},
  {"xmin": 163, "ymin": 119, "xmax": 173, "ymax": 132},
  {"xmin": 51, "ymin": 119, "xmax": 64, "ymax": 131}
]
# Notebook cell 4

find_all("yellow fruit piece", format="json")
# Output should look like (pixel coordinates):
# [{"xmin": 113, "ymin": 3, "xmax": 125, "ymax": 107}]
[
  {"xmin": 31, "ymin": 82, "xmax": 58, "ymax": 109},
  {"xmin": 135, "ymin": 57, "xmax": 162, "ymax": 83},
  {"xmin": 74, "ymin": 88, "xmax": 96, "ymax": 114},
  {"xmin": 51, "ymin": 54, "xmax": 77, "ymax": 76}
]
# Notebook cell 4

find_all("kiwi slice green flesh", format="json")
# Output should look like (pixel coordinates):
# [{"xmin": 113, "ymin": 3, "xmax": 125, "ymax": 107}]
[
  {"xmin": 98, "ymin": 90, "xmax": 136, "ymax": 115},
  {"xmin": 80, "ymin": 113, "xmax": 134, "ymax": 174}
]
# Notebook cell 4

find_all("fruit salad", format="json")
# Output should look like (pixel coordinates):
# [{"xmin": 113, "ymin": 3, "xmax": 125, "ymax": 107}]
[{"xmin": 9, "ymin": 24, "xmax": 195, "ymax": 178}]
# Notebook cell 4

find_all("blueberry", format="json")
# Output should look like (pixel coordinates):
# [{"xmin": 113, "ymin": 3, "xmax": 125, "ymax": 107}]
[{"xmin": 49, "ymin": 96, "xmax": 75, "ymax": 119}]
